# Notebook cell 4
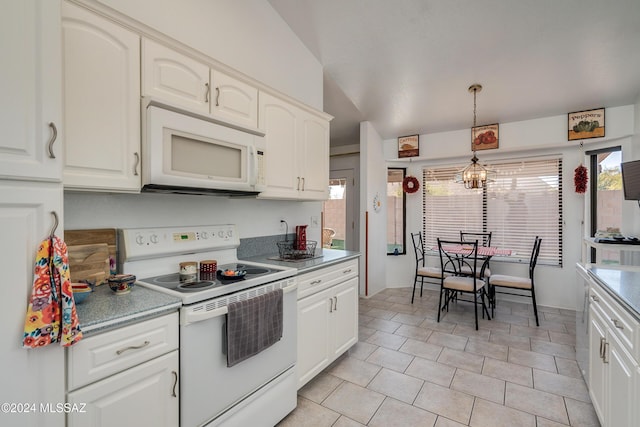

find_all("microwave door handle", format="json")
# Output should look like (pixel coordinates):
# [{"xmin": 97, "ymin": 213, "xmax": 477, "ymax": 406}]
[{"xmin": 249, "ymin": 146, "xmax": 258, "ymax": 187}]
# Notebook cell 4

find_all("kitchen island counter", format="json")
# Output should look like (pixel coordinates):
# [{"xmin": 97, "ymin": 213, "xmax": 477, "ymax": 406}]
[
  {"xmin": 246, "ymin": 248, "xmax": 360, "ymax": 274},
  {"xmin": 75, "ymin": 283, "xmax": 181, "ymax": 336}
]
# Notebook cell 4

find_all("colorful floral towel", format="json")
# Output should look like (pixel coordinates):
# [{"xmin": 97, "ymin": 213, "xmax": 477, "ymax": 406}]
[{"xmin": 23, "ymin": 236, "xmax": 82, "ymax": 348}]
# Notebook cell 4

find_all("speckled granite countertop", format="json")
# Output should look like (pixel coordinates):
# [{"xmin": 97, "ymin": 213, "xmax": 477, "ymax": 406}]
[
  {"xmin": 75, "ymin": 284, "xmax": 181, "ymax": 336},
  {"xmin": 246, "ymin": 248, "xmax": 360, "ymax": 274},
  {"xmin": 588, "ymin": 267, "xmax": 640, "ymax": 322}
]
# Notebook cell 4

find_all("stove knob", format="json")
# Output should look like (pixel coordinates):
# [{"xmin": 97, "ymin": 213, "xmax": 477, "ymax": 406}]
[
  {"xmin": 218, "ymin": 230, "xmax": 224, "ymax": 238},
  {"xmin": 201, "ymin": 231, "xmax": 208, "ymax": 239},
  {"xmin": 149, "ymin": 234, "xmax": 159, "ymax": 244},
  {"xmin": 227, "ymin": 229, "xmax": 233, "ymax": 238},
  {"xmin": 135, "ymin": 235, "xmax": 144, "ymax": 245}
]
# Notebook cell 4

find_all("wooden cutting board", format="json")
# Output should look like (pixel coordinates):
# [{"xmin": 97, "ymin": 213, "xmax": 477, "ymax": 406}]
[
  {"xmin": 68, "ymin": 243, "xmax": 111, "ymax": 285},
  {"xmin": 65, "ymin": 228, "xmax": 117, "ymax": 261}
]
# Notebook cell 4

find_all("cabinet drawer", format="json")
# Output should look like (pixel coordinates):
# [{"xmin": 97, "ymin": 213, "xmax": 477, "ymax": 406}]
[
  {"xmin": 590, "ymin": 284, "xmax": 639, "ymax": 361},
  {"xmin": 297, "ymin": 259, "xmax": 358, "ymax": 299},
  {"xmin": 68, "ymin": 312, "xmax": 179, "ymax": 390}
]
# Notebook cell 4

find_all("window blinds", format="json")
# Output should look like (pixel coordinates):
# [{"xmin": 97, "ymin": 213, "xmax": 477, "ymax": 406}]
[{"xmin": 422, "ymin": 158, "xmax": 563, "ymax": 266}]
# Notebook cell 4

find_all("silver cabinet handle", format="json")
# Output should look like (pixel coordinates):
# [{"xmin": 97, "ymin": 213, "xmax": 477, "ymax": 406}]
[
  {"xmin": 116, "ymin": 340, "xmax": 150, "ymax": 355},
  {"xmin": 329, "ymin": 298, "xmax": 333, "ymax": 313},
  {"xmin": 603, "ymin": 342, "xmax": 609, "ymax": 364},
  {"xmin": 215, "ymin": 87, "xmax": 220, "ymax": 106},
  {"xmin": 599, "ymin": 337, "xmax": 605, "ymax": 359},
  {"xmin": 301, "ymin": 177, "xmax": 305, "ymax": 191},
  {"xmin": 297, "ymin": 177, "xmax": 301, "ymax": 191},
  {"xmin": 171, "ymin": 371, "xmax": 178, "ymax": 397},
  {"xmin": 205, "ymin": 83, "xmax": 210, "ymax": 103},
  {"xmin": 47, "ymin": 122, "xmax": 57, "ymax": 159},
  {"xmin": 133, "ymin": 152, "xmax": 140, "ymax": 176},
  {"xmin": 343, "ymin": 269, "xmax": 352, "ymax": 274},
  {"xmin": 310, "ymin": 279, "xmax": 322, "ymax": 285},
  {"xmin": 334, "ymin": 296, "xmax": 338, "ymax": 311},
  {"xmin": 611, "ymin": 318, "xmax": 624, "ymax": 330}
]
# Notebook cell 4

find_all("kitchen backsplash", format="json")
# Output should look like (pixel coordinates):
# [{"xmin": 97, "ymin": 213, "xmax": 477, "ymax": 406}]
[{"xmin": 238, "ymin": 233, "xmax": 296, "ymax": 258}]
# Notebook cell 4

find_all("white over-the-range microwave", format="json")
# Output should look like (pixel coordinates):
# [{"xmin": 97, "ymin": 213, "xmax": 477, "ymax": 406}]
[{"xmin": 141, "ymin": 98, "xmax": 266, "ymax": 196}]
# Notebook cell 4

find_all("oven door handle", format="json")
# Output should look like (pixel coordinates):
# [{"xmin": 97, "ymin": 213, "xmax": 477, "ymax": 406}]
[{"xmin": 181, "ymin": 283, "xmax": 297, "ymax": 326}]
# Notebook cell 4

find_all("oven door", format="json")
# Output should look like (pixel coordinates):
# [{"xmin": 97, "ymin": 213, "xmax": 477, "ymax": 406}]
[
  {"xmin": 180, "ymin": 280, "xmax": 297, "ymax": 427},
  {"xmin": 143, "ymin": 103, "xmax": 265, "ymax": 193}
]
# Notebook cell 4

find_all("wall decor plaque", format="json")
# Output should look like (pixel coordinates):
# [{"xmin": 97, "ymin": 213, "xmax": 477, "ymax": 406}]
[
  {"xmin": 398, "ymin": 134, "xmax": 419, "ymax": 158},
  {"xmin": 568, "ymin": 108, "xmax": 605, "ymax": 141}
]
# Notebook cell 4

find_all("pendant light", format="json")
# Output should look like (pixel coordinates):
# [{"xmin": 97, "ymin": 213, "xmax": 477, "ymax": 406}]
[{"xmin": 460, "ymin": 84, "xmax": 492, "ymax": 189}]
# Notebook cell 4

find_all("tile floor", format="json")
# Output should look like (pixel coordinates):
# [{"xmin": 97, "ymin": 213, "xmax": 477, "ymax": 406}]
[{"xmin": 278, "ymin": 287, "xmax": 600, "ymax": 427}]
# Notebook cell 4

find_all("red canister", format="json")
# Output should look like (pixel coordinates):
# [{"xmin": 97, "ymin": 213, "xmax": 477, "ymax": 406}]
[
  {"xmin": 295, "ymin": 225, "xmax": 307, "ymax": 250},
  {"xmin": 200, "ymin": 260, "xmax": 217, "ymax": 273}
]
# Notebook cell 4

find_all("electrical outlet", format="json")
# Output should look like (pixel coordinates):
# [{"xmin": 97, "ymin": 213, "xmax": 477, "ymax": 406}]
[{"xmin": 310, "ymin": 216, "xmax": 319, "ymax": 228}]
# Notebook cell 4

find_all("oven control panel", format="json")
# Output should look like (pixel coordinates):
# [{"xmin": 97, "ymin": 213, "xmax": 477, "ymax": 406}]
[{"xmin": 119, "ymin": 225, "xmax": 238, "ymax": 261}]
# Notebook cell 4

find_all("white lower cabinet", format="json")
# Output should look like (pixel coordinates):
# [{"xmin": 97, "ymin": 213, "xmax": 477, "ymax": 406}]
[
  {"xmin": 67, "ymin": 351, "xmax": 178, "ymax": 427},
  {"xmin": 66, "ymin": 312, "xmax": 179, "ymax": 427},
  {"xmin": 297, "ymin": 260, "xmax": 359, "ymax": 389},
  {"xmin": 588, "ymin": 282, "xmax": 639, "ymax": 427}
]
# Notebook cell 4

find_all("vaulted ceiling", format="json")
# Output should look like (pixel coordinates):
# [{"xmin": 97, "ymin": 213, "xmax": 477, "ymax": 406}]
[{"xmin": 268, "ymin": 0, "xmax": 640, "ymax": 146}]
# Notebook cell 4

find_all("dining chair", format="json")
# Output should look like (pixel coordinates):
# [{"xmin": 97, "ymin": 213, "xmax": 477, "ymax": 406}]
[
  {"xmin": 460, "ymin": 231, "xmax": 492, "ymax": 247},
  {"xmin": 460, "ymin": 231, "xmax": 493, "ymax": 279},
  {"xmin": 410, "ymin": 232, "xmax": 446, "ymax": 304},
  {"xmin": 437, "ymin": 239, "xmax": 491, "ymax": 330},
  {"xmin": 488, "ymin": 236, "xmax": 542, "ymax": 326}
]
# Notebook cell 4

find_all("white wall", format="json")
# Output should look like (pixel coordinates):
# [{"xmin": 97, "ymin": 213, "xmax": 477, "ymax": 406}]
[
  {"xmin": 95, "ymin": 0, "xmax": 323, "ymax": 110},
  {"xmin": 359, "ymin": 122, "xmax": 387, "ymax": 296},
  {"xmin": 64, "ymin": 0, "xmax": 325, "ymax": 244},
  {"xmin": 383, "ymin": 105, "xmax": 637, "ymax": 310}
]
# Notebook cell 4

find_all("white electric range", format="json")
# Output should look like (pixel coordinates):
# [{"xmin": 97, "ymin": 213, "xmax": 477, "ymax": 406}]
[{"xmin": 118, "ymin": 225, "xmax": 298, "ymax": 427}]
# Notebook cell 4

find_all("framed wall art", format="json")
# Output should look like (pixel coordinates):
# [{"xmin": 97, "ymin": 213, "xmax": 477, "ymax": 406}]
[
  {"xmin": 398, "ymin": 134, "xmax": 419, "ymax": 158},
  {"xmin": 471, "ymin": 123, "xmax": 499, "ymax": 151},
  {"xmin": 568, "ymin": 108, "xmax": 605, "ymax": 141}
]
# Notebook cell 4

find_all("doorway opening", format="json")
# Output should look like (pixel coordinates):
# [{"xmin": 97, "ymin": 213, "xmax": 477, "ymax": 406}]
[
  {"xmin": 323, "ymin": 169, "xmax": 355, "ymax": 250},
  {"xmin": 588, "ymin": 146, "xmax": 623, "ymax": 264}
]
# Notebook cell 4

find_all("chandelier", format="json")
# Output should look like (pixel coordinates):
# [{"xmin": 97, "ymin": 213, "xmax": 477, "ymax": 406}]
[{"xmin": 459, "ymin": 84, "xmax": 493, "ymax": 189}]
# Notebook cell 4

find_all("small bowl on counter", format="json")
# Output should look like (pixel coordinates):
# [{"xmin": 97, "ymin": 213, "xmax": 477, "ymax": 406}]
[
  {"xmin": 108, "ymin": 274, "xmax": 136, "ymax": 295},
  {"xmin": 71, "ymin": 283, "xmax": 93, "ymax": 304}
]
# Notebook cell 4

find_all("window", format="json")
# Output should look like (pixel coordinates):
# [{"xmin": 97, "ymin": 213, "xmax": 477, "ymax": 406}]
[
  {"xmin": 423, "ymin": 157, "xmax": 563, "ymax": 266},
  {"xmin": 587, "ymin": 146, "xmax": 622, "ymax": 264},
  {"xmin": 387, "ymin": 168, "xmax": 406, "ymax": 255}
]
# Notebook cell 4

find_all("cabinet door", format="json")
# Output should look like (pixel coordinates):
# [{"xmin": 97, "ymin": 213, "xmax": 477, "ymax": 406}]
[
  {"xmin": 258, "ymin": 93, "xmax": 299, "ymax": 199},
  {"xmin": 297, "ymin": 288, "xmax": 332, "ymax": 389},
  {"xmin": 331, "ymin": 277, "xmax": 359, "ymax": 358},
  {"xmin": 589, "ymin": 305, "xmax": 607, "ymax": 423},
  {"xmin": 142, "ymin": 38, "xmax": 210, "ymax": 114},
  {"xmin": 0, "ymin": 0, "xmax": 62, "ymax": 181},
  {"xmin": 62, "ymin": 3, "xmax": 141, "ymax": 192},
  {"xmin": 211, "ymin": 70, "xmax": 258, "ymax": 128},
  {"xmin": 298, "ymin": 111, "xmax": 330, "ymax": 200},
  {"xmin": 67, "ymin": 351, "xmax": 179, "ymax": 427},
  {"xmin": 0, "ymin": 181, "xmax": 64, "ymax": 427},
  {"xmin": 607, "ymin": 332, "xmax": 637, "ymax": 427}
]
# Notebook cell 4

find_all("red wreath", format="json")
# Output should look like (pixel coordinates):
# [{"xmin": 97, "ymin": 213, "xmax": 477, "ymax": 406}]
[
  {"xmin": 402, "ymin": 176, "xmax": 420, "ymax": 193},
  {"xmin": 574, "ymin": 164, "xmax": 588, "ymax": 194}
]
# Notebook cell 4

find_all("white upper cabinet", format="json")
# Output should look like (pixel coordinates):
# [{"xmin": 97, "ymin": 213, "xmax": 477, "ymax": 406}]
[
  {"xmin": 258, "ymin": 92, "xmax": 329, "ymax": 200},
  {"xmin": 142, "ymin": 39, "xmax": 259, "ymax": 129},
  {"xmin": 258, "ymin": 93, "xmax": 299, "ymax": 199},
  {"xmin": 142, "ymin": 38, "xmax": 210, "ymax": 115},
  {"xmin": 211, "ymin": 70, "xmax": 258, "ymax": 128},
  {"xmin": 0, "ymin": 0, "xmax": 62, "ymax": 182},
  {"xmin": 298, "ymin": 110, "xmax": 330, "ymax": 200},
  {"xmin": 62, "ymin": 1, "xmax": 141, "ymax": 192}
]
